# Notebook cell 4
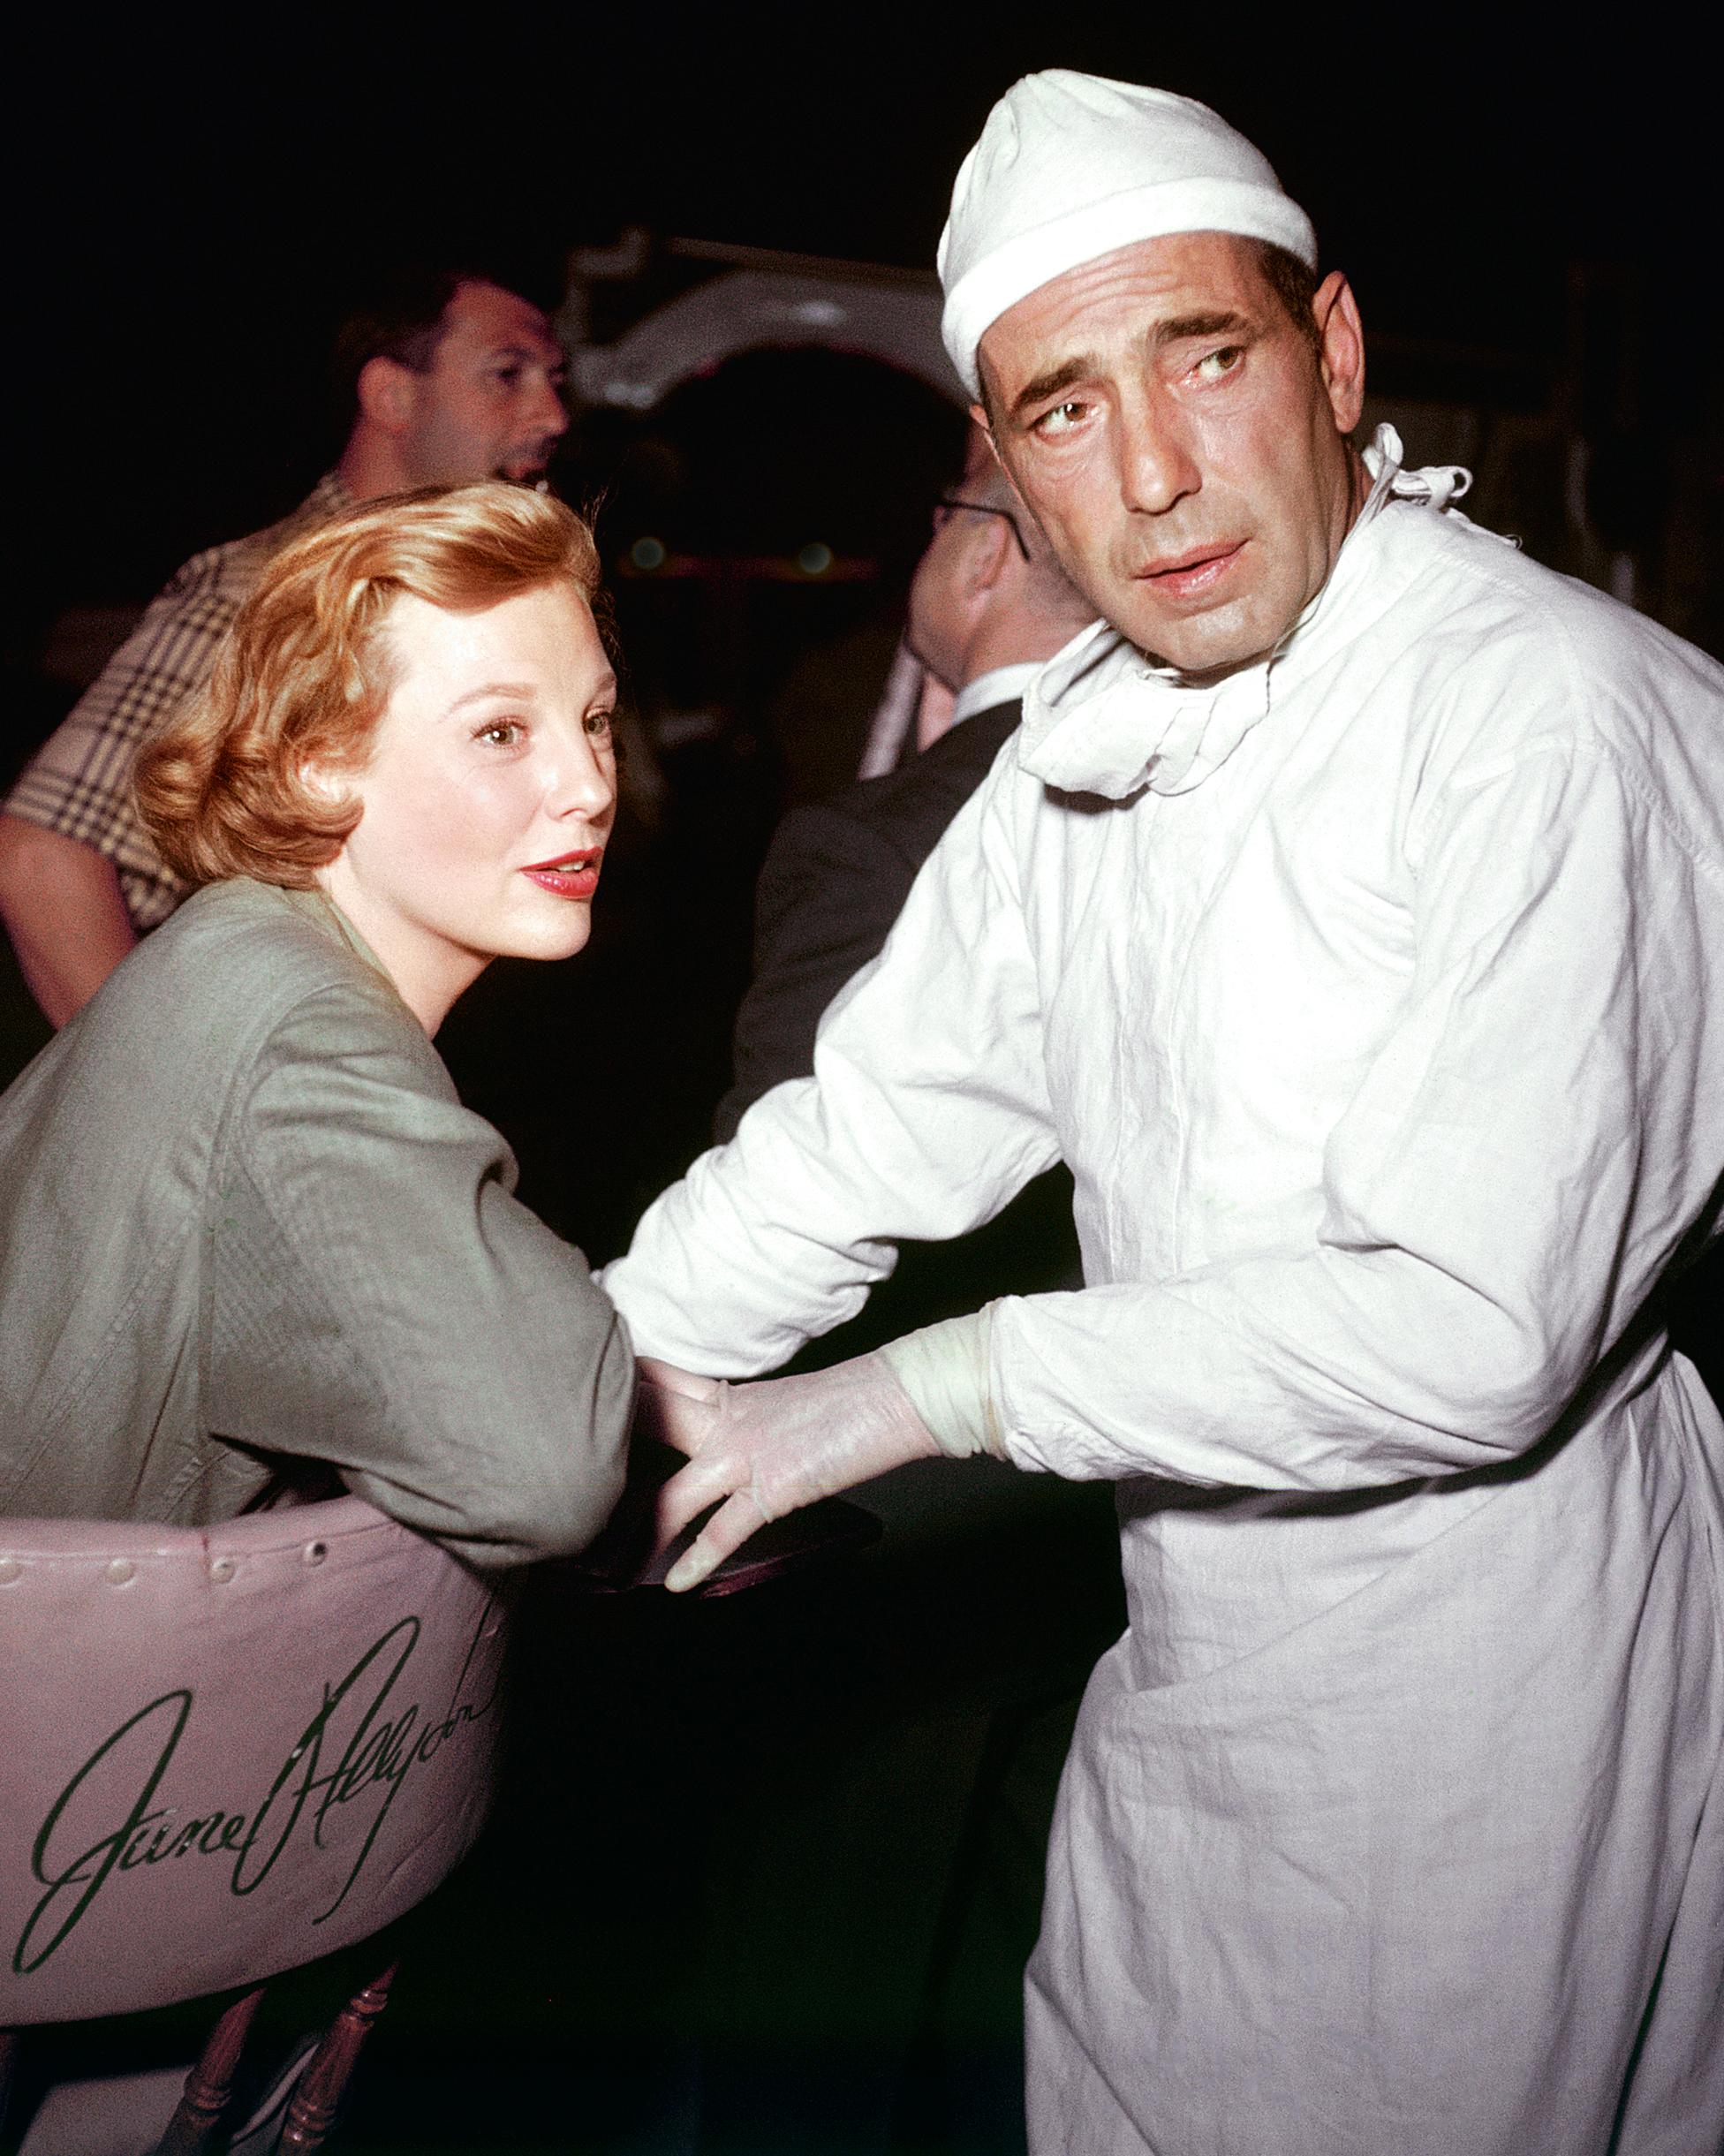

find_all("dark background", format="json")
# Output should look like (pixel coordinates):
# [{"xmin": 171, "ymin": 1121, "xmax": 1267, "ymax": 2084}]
[
  {"xmin": 7, "ymin": 10, "xmax": 1715, "ymax": 645},
  {"xmin": 10, "ymin": 10, "xmax": 1717, "ymax": 1176}
]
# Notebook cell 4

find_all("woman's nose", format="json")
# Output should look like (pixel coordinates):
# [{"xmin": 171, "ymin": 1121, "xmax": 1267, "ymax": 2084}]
[{"xmin": 548, "ymin": 725, "xmax": 616, "ymax": 822}]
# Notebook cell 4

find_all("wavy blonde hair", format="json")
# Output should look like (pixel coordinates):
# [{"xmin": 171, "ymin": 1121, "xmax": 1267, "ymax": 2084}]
[{"xmin": 136, "ymin": 482, "xmax": 603, "ymax": 889}]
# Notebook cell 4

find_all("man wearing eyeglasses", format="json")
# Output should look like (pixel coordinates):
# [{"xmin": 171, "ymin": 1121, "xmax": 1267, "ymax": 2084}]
[
  {"xmin": 717, "ymin": 429, "xmax": 1093, "ymax": 1138},
  {"xmin": 693, "ymin": 426, "xmax": 1101, "ymax": 2152}
]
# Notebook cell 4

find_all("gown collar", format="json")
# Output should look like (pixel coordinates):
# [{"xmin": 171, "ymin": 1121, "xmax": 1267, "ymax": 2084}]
[{"xmin": 1017, "ymin": 425, "xmax": 1471, "ymax": 801}]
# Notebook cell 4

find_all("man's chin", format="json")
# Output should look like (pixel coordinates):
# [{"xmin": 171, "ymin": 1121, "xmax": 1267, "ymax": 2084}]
[{"xmin": 1117, "ymin": 593, "xmax": 1275, "ymax": 679}]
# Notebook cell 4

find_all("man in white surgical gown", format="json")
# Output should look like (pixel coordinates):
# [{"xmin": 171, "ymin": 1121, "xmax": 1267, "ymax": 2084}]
[{"xmin": 605, "ymin": 70, "xmax": 1724, "ymax": 2156}]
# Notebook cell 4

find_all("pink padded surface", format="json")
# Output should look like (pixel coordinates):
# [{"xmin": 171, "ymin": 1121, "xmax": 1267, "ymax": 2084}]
[{"xmin": 0, "ymin": 1497, "xmax": 504, "ymax": 2024}]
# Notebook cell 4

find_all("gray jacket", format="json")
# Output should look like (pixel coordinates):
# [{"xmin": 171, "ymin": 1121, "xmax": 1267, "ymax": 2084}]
[{"xmin": 0, "ymin": 879, "xmax": 632, "ymax": 1566}]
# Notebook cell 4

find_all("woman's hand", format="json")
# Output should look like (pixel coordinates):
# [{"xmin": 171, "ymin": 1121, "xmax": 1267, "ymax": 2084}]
[{"xmin": 639, "ymin": 1355, "xmax": 941, "ymax": 1592}]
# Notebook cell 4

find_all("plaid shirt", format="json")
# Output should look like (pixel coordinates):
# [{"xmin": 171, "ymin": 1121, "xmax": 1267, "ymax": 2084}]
[{"xmin": 5, "ymin": 473, "xmax": 352, "ymax": 931}]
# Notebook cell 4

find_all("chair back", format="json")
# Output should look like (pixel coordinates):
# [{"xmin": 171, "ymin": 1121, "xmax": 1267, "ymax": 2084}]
[{"xmin": 0, "ymin": 1497, "xmax": 505, "ymax": 2026}]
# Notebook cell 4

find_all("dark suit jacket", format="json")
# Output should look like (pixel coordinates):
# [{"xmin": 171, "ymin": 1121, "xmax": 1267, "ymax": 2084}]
[
  {"xmin": 692, "ymin": 716, "xmax": 1118, "ymax": 2156},
  {"xmin": 716, "ymin": 701, "xmax": 1022, "ymax": 1142},
  {"xmin": 715, "ymin": 700, "xmax": 1083, "ymax": 1360}
]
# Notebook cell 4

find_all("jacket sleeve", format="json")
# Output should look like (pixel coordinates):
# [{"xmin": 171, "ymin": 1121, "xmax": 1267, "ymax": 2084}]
[
  {"xmin": 606, "ymin": 770, "xmax": 1063, "ymax": 1373},
  {"xmin": 992, "ymin": 736, "xmax": 1724, "ymax": 1488},
  {"xmin": 206, "ymin": 985, "xmax": 635, "ymax": 1566}
]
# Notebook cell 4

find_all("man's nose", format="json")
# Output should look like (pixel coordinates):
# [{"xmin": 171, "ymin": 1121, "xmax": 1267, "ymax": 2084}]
[
  {"xmin": 533, "ymin": 370, "xmax": 571, "ymax": 442},
  {"xmin": 1116, "ymin": 391, "xmax": 1199, "ymax": 517}
]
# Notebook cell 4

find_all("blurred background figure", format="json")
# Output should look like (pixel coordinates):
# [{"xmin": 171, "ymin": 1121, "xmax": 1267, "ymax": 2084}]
[
  {"xmin": 685, "ymin": 424, "xmax": 1113, "ymax": 2156},
  {"xmin": 0, "ymin": 259, "xmax": 569, "ymax": 1026},
  {"xmin": 718, "ymin": 423, "xmax": 1094, "ymax": 1138}
]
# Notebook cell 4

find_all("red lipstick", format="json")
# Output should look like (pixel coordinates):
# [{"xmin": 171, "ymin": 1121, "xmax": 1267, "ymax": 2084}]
[{"xmin": 521, "ymin": 847, "xmax": 602, "ymax": 900}]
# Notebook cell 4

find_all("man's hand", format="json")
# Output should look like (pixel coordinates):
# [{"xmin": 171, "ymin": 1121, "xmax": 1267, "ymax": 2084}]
[{"xmin": 640, "ymin": 1354, "xmax": 941, "ymax": 1592}]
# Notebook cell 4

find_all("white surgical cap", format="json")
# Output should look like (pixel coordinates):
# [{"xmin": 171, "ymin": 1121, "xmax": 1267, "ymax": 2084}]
[{"xmin": 938, "ymin": 71, "xmax": 1317, "ymax": 398}]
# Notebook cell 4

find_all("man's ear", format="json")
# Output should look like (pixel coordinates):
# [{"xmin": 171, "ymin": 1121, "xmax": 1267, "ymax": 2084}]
[
  {"xmin": 962, "ymin": 511, "xmax": 1014, "ymax": 600},
  {"xmin": 1313, "ymin": 271, "xmax": 1365, "ymax": 437},
  {"xmin": 355, "ymin": 355, "xmax": 418, "ymax": 437}
]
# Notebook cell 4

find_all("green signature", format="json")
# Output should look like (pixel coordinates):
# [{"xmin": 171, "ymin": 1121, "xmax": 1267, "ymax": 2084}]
[{"xmin": 13, "ymin": 1605, "xmax": 502, "ymax": 1976}]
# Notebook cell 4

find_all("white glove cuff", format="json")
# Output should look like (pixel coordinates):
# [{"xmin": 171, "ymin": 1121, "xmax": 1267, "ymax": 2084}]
[{"xmin": 877, "ymin": 1306, "xmax": 1005, "ymax": 1461}]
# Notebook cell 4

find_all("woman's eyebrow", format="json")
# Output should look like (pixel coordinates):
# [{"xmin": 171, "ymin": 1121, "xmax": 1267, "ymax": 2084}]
[{"xmin": 444, "ymin": 681, "xmax": 538, "ymax": 715}]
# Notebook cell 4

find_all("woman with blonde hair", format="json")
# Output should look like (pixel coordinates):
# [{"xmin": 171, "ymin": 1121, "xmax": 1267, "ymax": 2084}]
[{"xmin": 0, "ymin": 482, "xmax": 633, "ymax": 1565}]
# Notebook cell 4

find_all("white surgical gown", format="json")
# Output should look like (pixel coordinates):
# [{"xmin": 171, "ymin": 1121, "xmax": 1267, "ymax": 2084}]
[{"xmin": 608, "ymin": 441, "xmax": 1724, "ymax": 2154}]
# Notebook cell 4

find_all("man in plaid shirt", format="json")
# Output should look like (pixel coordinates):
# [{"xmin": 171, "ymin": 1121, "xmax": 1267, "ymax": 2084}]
[{"xmin": 0, "ymin": 261, "xmax": 571, "ymax": 1025}]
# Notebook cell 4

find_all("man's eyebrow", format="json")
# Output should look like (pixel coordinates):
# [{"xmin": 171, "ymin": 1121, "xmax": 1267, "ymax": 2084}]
[
  {"xmin": 1153, "ymin": 309, "xmax": 1251, "ymax": 348},
  {"xmin": 1008, "ymin": 358, "xmax": 1096, "ymax": 424},
  {"xmin": 482, "ymin": 341, "xmax": 566, "ymax": 367},
  {"xmin": 1006, "ymin": 312, "xmax": 1253, "ymax": 422}
]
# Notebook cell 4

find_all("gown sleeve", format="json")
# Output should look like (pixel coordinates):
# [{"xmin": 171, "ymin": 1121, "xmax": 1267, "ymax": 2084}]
[
  {"xmin": 612, "ymin": 736, "xmax": 1724, "ymax": 1491},
  {"xmin": 206, "ymin": 980, "xmax": 635, "ymax": 1566}
]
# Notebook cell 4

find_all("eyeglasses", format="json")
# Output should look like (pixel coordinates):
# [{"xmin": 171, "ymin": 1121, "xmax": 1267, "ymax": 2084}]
[{"xmin": 933, "ymin": 496, "xmax": 1030, "ymax": 562}]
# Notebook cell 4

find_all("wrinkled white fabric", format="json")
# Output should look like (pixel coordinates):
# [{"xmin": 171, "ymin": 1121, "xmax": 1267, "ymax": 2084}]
[
  {"xmin": 608, "ymin": 446, "xmax": 1724, "ymax": 2153},
  {"xmin": 877, "ymin": 1305, "xmax": 1003, "ymax": 1459},
  {"xmin": 939, "ymin": 71, "xmax": 1316, "ymax": 397}
]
